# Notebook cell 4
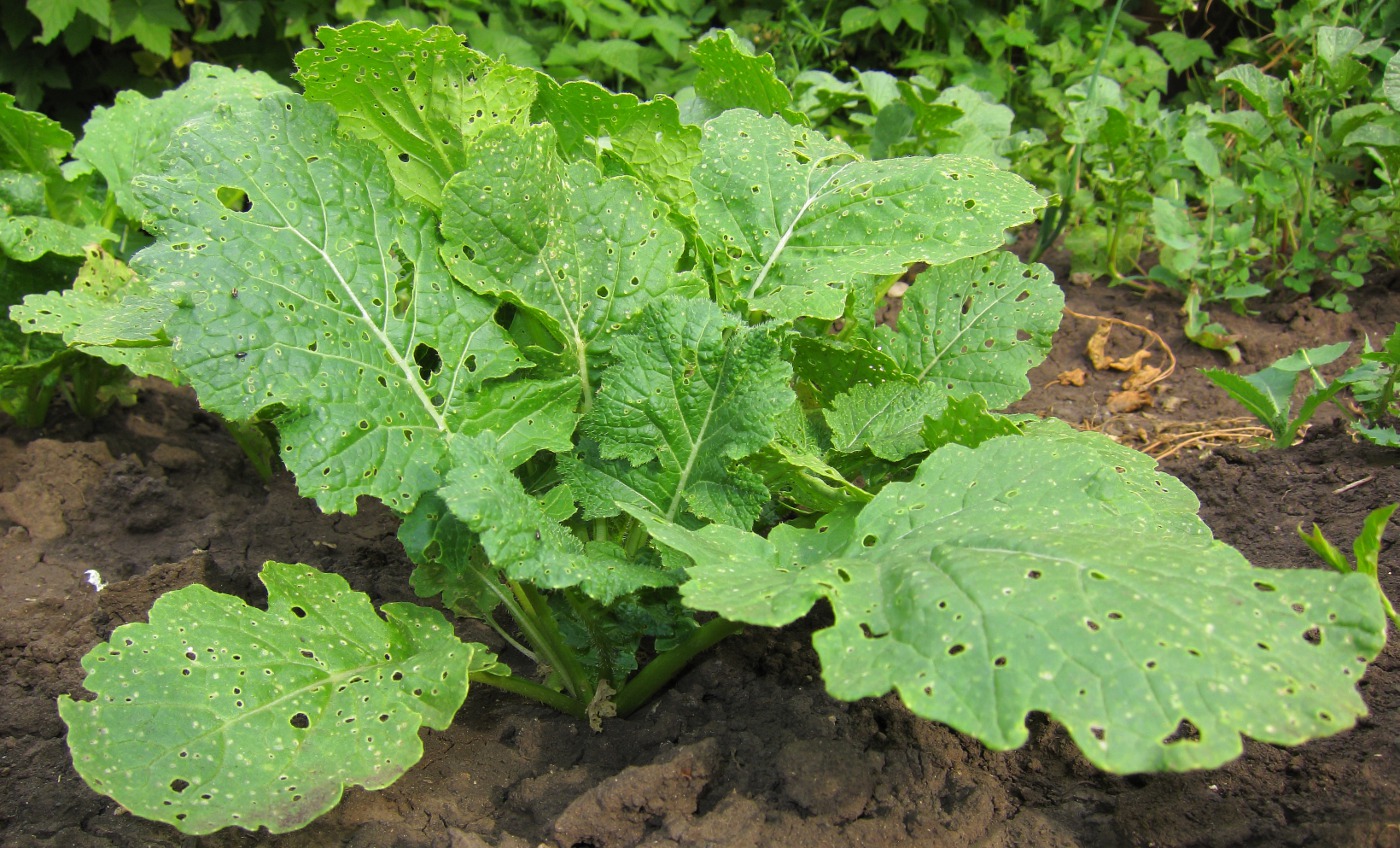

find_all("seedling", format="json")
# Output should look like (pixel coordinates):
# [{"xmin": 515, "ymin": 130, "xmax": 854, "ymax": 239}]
[{"xmin": 1204, "ymin": 341, "xmax": 1351, "ymax": 448}]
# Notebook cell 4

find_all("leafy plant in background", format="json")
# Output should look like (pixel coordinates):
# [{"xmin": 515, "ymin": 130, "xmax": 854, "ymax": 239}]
[
  {"xmin": 1301, "ymin": 503, "xmax": 1400, "ymax": 628},
  {"xmin": 48, "ymin": 23, "xmax": 1393, "ymax": 836},
  {"xmin": 1336, "ymin": 324, "xmax": 1400, "ymax": 446}
]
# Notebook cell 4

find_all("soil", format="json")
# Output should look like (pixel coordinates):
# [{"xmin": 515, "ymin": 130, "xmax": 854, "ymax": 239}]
[{"xmin": 4, "ymin": 252, "xmax": 1400, "ymax": 848}]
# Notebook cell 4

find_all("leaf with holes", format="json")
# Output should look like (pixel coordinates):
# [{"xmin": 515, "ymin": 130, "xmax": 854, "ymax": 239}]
[
  {"xmin": 561, "ymin": 297, "xmax": 793, "ymax": 528},
  {"xmin": 295, "ymin": 22, "xmax": 536, "ymax": 211},
  {"xmin": 73, "ymin": 62, "xmax": 289, "ymax": 221},
  {"xmin": 694, "ymin": 111, "xmax": 1047, "ymax": 321},
  {"xmin": 130, "ymin": 93, "xmax": 536, "ymax": 514},
  {"xmin": 58, "ymin": 561, "xmax": 488, "ymax": 835},
  {"xmin": 441, "ymin": 124, "xmax": 702, "ymax": 394},
  {"xmin": 638, "ymin": 421, "xmax": 1387, "ymax": 772}
]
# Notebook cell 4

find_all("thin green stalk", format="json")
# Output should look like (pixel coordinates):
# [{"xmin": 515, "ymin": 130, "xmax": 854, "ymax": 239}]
[
  {"xmin": 469, "ymin": 669, "xmax": 588, "ymax": 720},
  {"xmin": 513, "ymin": 581, "xmax": 593, "ymax": 701},
  {"xmin": 564, "ymin": 588, "xmax": 616, "ymax": 687},
  {"xmin": 613, "ymin": 618, "xmax": 744, "ymax": 717}
]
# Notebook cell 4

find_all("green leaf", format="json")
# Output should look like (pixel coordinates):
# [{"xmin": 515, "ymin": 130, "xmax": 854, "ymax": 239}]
[
  {"xmin": 0, "ymin": 91, "xmax": 72, "ymax": 176},
  {"xmin": 695, "ymin": 111, "xmax": 1046, "ymax": 321},
  {"xmin": 646, "ymin": 424, "xmax": 1387, "ymax": 772},
  {"xmin": 825, "ymin": 378, "xmax": 947, "ymax": 461},
  {"xmin": 108, "ymin": 0, "xmax": 187, "ymax": 56},
  {"xmin": 440, "ymin": 125, "xmax": 700, "ymax": 392},
  {"xmin": 1202, "ymin": 368, "xmax": 1293, "ymax": 437},
  {"xmin": 532, "ymin": 78, "xmax": 701, "ymax": 213},
  {"xmin": 130, "ymin": 94, "xmax": 529, "ymax": 514},
  {"xmin": 74, "ymin": 62, "xmax": 288, "ymax": 222},
  {"xmin": 1353, "ymin": 503, "xmax": 1397, "ymax": 579},
  {"xmin": 59, "ymin": 561, "xmax": 485, "ymax": 835},
  {"xmin": 400, "ymin": 493, "xmax": 504, "ymax": 620},
  {"xmin": 294, "ymin": 22, "xmax": 537, "ymax": 211},
  {"xmin": 790, "ymin": 334, "xmax": 902, "ymax": 405},
  {"xmin": 1146, "ymin": 30, "xmax": 1215, "ymax": 74},
  {"xmin": 563, "ymin": 297, "xmax": 794, "ymax": 527},
  {"xmin": 1215, "ymin": 65, "xmax": 1286, "ymax": 121},
  {"xmin": 0, "ymin": 215, "xmax": 111, "ymax": 261},
  {"xmin": 26, "ymin": 0, "xmax": 109, "ymax": 45},
  {"xmin": 863, "ymin": 252, "xmax": 1061, "ymax": 408},
  {"xmin": 11, "ymin": 247, "xmax": 179, "ymax": 382},
  {"xmin": 685, "ymin": 30, "xmax": 804, "ymax": 126},
  {"xmin": 1386, "ymin": 53, "xmax": 1400, "ymax": 112},
  {"xmin": 920, "ymin": 393, "xmax": 1025, "ymax": 450}
]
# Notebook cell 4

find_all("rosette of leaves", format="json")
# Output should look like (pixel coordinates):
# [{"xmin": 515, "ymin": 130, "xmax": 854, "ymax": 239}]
[{"xmin": 58, "ymin": 23, "xmax": 1391, "ymax": 836}]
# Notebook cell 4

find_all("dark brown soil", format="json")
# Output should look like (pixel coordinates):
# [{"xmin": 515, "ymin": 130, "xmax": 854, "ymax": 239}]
[{"xmin": 4, "ymin": 263, "xmax": 1400, "ymax": 848}]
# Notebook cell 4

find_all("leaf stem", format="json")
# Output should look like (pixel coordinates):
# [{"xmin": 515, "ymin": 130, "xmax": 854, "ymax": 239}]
[
  {"xmin": 613, "ymin": 617, "xmax": 744, "ymax": 717},
  {"xmin": 512, "ymin": 581, "xmax": 593, "ymax": 700},
  {"xmin": 469, "ymin": 670, "xmax": 587, "ymax": 720}
]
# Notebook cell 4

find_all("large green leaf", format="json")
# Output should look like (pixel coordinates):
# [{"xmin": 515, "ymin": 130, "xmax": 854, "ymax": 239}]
[
  {"xmin": 73, "ymin": 63, "xmax": 289, "ymax": 221},
  {"xmin": 59, "ymin": 561, "xmax": 488, "ymax": 835},
  {"xmin": 11, "ymin": 247, "xmax": 179, "ymax": 382},
  {"xmin": 684, "ymin": 30, "xmax": 805, "ymax": 126},
  {"xmin": 640, "ymin": 423, "xmax": 1386, "ymax": 772},
  {"xmin": 130, "ymin": 93, "xmax": 532, "ymax": 514},
  {"xmin": 0, "ymin": 91, "xmax": 71, "ymax": 177},
  {"xmin": 694, "ymin": 111, "xmax": 1046, "ymax": 321},
  {"xmin": 440, "ymin": 125, "xmax": 701, "ymax": 393},
  {"xmin": 295, "ymin": 21, "xmax": 537, "ymax": 211},
  {"xmin": 562, "ymin": 297, "xmax": 793, "ymax": 528},
  {"xmin": 0, "ymin": 214, "xmax": 111, "ymax": 261}
]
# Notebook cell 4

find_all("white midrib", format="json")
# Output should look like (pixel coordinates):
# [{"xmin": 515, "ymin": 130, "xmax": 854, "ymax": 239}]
[
  {"xmin": 280, "ymin": 183, "xmax": 449, "ymax": 433},
  {"xmin": 917, "ymin": 282, "xmax": 1023, "ymax": 383},
  {"xmin": 664, "ymin": 330, "xmax": 730, "ymax": 522},
  {"xmin": 746, "ymin": 163, "xmax": 853, "ymax": 302}
]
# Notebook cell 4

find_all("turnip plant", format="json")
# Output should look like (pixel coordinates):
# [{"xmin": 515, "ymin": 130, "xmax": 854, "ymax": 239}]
[{"xmin": 44, "ymin": 23, "xmax": 1390, "ymax": 836}]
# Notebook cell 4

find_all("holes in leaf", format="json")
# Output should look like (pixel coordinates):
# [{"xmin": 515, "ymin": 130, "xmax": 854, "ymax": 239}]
[
  {"xmin": 963, "ymin": 199, "xmax": 976, "ymax": 210},
  {"xmin": 170, "ymin": 779, "xmax": 189, "ymax": 793},
  {"xmin": 290, "ymin": 606, "xmax": 307, "ymax": 618},
  {"xmin": 1162, "ymin": 719, "xmax": 1200, "ymax": 746},
  {"xmin": 947, "ymin": 644, "xmax": 967, "ymax": 656},
  {"xmin": 398, "ymin": 153, "xmax": 410, "ymax": 163},
  {"xmin": 1253, "ymin": 581, "xmax": 1276, "ymax": 592},
  {"xmin": 1026, "ymin": 570, "xmax": 1041, "ymax": 580},
  {"xmin": 861, "ymin": 534, "xmax": 878, "ymax": 547},
  {"xmin": 1303, "ymin": 627, "xmax": 1321, "ymax": 645},
  {"xmin": 1088, "ymin": 571, "xmax": 1107, "ymax": 581},
  {"xmin": 1085, "ymin": 619, "xmax": 1100, "ymax": 632},
  {"xmin": 391, "ymin": 671, "xmax": 404, "ymax": 681},
  {"xmin": 1107, "ymin": 612, "xmax": 1123, "ymax": 621},
  {"xmin": 414, "ymin": 343, "xmax": 442, "ymax": 382},
  {"xmin": 993, "ymin": 656, "xmax": 1007, "ymax": 668},
  {"xmin": 1090, "ymin": 726, "xmax": 1105, "ymax": 741},
  {"xmin": 960, "ymin": 296, "xmax": 973, "ymax": 315},
  {"xmin": 290, "ymin": 712, "xmax": 310, "ymax": 729},
  {"xmin": 390, "ymin": 243, "xmax": 414, "ymax": 318},
  {"xmin": 836, "ymin": 568, "xmax": 852, "ymax": 583},
  {"xmin": 300, "ymin": 649, "xmax": 316, "ymax": 659},
  {"xmin": 216, "ymin": 186, "xmax": 252, "ymax": 213}
]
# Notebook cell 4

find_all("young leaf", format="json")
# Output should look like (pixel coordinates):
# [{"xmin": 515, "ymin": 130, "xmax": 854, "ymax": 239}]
[
  {"xmin": 825, "ymin": 378, "xmax": 948, "ymax": 461},
  {"xmin": 440, "ymin": 124, "xmax": 701, "ymax": 394},
  {"xmin": 0, "ymin": 91, "xmax": 71, "ymax": 177},
  {"xmin": 11, "ymin": 247, "xmax": 179, "ymax": 382},
  {"xmin": 644, "ymin": 423, "xmax": 1387, "ymax": 772},
  {"xmin": 130, "ymin": 93, "xmax": 534, "ymax": 514},
  {"xmin": 920, "ymin": 393, "xmax": 1025, "ymax": 450},
  {"xmin": 73, "ymin": 63, "xmax": 289, "ymax": 221},
  {"xmin": 863, "ymin": 252, "xmax": 1062, "ymax": 408},
  {"xmin": 294, "ymin": 22, "xmax": 536, "ymax": 211},
  {"xmin": 563, "ymin": 297, "xmax": 794, "ymax": 527},
  {"xmin": 532, "ymin": 78, "xmax": 701, "ymax": 213},
  {"xmin": 685, "ymin": 30, "xmax": 805, "ymax": 126},
  {"xmin": 59, "ymin": 561, "xmax": 486, "ymax": 835},
  {"xmin": 695, "ymin": 111, "xmax": 1046, "ymax": 321}
]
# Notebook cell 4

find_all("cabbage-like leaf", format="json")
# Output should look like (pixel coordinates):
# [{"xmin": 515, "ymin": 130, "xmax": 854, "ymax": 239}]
[
  {"xmin": 684, "ymin": 30, "xmax": 805, "ymax": 126},
  {"xmin": 11, "ymin": 247, "xmax": 179, "ymax": 382},
  {"xmin": 0, "ymin": 92, "xmax": 71, "ymax": 176},
  {"xmin": 73, "ymin": 63, "xmax": 289, "ymax": 221},
  {"xmin": 59, "ymin": 561, "xmax": 487, "ymax": 835},
  {"xmin": 130, "ymin": 93, "xmax": 532, "ymax": 514},
  {"xmin": 563, "ymin": 297, "xmax": 793, "ymax": 527},
  {"xmin": 825, "ymin": 379, "xmax": 947, "ymax": 461},
  {"xmin": 694, "ymin": 111, "xmax": 1046, "ymax": 321},
  {"xmin": 295, "ymin": 22, "xmax": 536, "ymax": 211},
  {"xmin": 640, "ymin": 423, "xmax": 1387, "ymax": 772},
  {"xmin": 441, "ymin": 125, "xmax": 701, "ymax": 395},
  {"xmin": 0, "ymin": 214, "xmax": 111, "ymax": 260},
  {"xmin": 533, "ymin": 78, "xmax": 701, "ymax": 212}
]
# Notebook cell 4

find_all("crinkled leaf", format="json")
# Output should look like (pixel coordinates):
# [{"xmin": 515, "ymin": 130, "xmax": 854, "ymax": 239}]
[
  {"xmin": 684, "ymin": 30, "xmax": 804, "ymax": 126},
  {"xmin": 131, "ymin": 94, "xmax": 529, "ymax": 514},
  {"xmin": 753, "ymin": 403, "xmax": 870, "ymax": 513},
  {"xmin": 440, "ymin": 125, "xmax": 700, "ymax": 389},
  {"xmin": 694, "ymin": 111, "xmax": 1046, "ymax": 321},
  {"xmin": 108, "ymin": 0, "xmax": 187, "ymax": 56},
  {"xmin": 400, "ymin": 493, "xmax": 503, "ymax": 620},
  {"xmin": 790, "ymin": 334, "xmax": 901, "ymax": 405},
  {"xmin": 1216, "ymin": 66, "xmax": 1286, "ymax": 121},
  {"xmin": 645, "ymin": 423, "xmax": 1386, "ymax": 772},
  {"xmin": 59, "ymin": 561, "xmax": 484, "ymax": 835},
  {"xmin": 11, "ymin": 247, "xmax": 178, "ymax": 381},
  {"xmin": 566, "ymin": 297, "xmax": 793, "ymax": 527},
  {"xmin": 1386, "ymin": 53, "xmax": 1400, "ymax": 112},
  {"xmin": 27, "ymin": 0, "xmax": 111, "ymax": 44},
  {"xmin": 295, "ymin": 22, "xmax": 536, "ymax": 211},
  {"xmin": 921, "ymin": 394, "xmax": 1025, "ymax": 451},
  {"xmin": 74, "ymin": 63, "xmax": 289, "ymax": 221},
  {"xmin": 865, "ymin": 253, "xmax": 1061, "ymax": 408},
  {"xmin": 825, "ymin": 378, "xmax": 947, "ymax": 461},
  {"xmin": 533, "ymin": 78, "xmax": 701, "ymax": 212}
]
